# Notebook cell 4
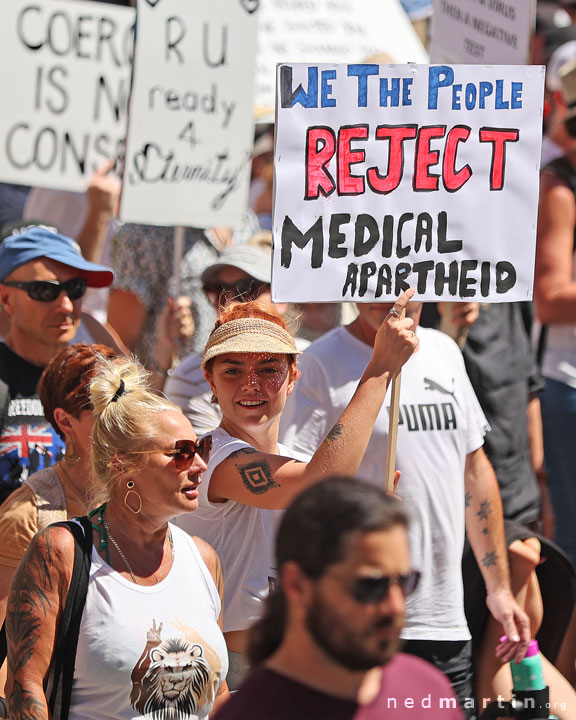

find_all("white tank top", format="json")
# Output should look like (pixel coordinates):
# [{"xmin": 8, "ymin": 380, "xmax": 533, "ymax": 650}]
[
  {"xmin": 69, "ymin": 524, "xmax": 228, "ymax": 720},
  {"xmin": 174, "ymin": 428, "xmax": 307, "ymax": 633}
]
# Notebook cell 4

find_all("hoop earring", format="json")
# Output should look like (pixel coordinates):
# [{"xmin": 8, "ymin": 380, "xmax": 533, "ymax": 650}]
[
  {"xmin": 210, "ymin": 394, "xmax": 219, "ymax": 404},
  {"xmin": 124, "ymin": 480, "xmax": 142, "ymax": 514},
  {"xmin": 64, "ymin": 440, "xmax": 80, "ymax": 464}
]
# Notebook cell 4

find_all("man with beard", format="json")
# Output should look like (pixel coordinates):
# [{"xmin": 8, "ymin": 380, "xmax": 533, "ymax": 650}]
[{"xmin": 214, "ymin": 477, "xmax": 464, "ymax": 719}]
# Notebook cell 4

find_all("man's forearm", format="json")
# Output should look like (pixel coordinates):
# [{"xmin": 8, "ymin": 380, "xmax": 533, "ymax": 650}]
[{"xmin": 465, "ymin": 448, "xmax": 510, "ymax": 593}]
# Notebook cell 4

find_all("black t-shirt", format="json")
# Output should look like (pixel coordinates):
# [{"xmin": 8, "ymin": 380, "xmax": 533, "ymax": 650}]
[
  {"xmin": 462, "ymin": 303, "xmax": 542, "ymax": 524},
  {"xmin": 0, "ymin": 343, "xmax": 65, "ymax": 504}
]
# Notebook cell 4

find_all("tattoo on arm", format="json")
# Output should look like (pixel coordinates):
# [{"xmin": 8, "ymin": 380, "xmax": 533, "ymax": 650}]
[
  {"xmin": 482, "ymin": 551, "xmax": 498, "ymax": 568},
  {"xmin": 7, "ymin": 534, "xmax": 54, "ymax": 675},
  {"xmin": 7, "ymin": 531, "xmax": 57, "ymax": 720},
  {"xmin": 227, "ymin": 447, "xmax": 258, "ymax": 460},
  {"xmin": 8, "ymin": 681, "xmax": 47, "ymax": 720},
  {"xmin": 325, "ymin": 423, "xmax": 343, "ymax": 443},
  {"xmin": 465, "ymin": 492, "xmax": 472, "ymax": 509},
  {"xmin": 476, "ymin": 499, "xmax": 492, "ymax": 521},
  {"xmin": 236, "ymin": 459, "xmax": 280, "ymax": 495}
]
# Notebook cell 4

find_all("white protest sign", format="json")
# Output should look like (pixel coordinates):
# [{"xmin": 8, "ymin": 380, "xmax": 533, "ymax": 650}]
[
  {"xmin": 0, "ymin": 0, "xmax": 134, "ymax": 192},
  {"xmin": 255, "ymin": 0, "xmax": 428, "ymax": 115},
  {"xmin": 119, "ymin": 0, "xmax": 258, "ymax": 229},
  {"xmin": 429, "ymin": 0, "xmax": 536, "ymax": 65},
  {"xmin": 272, "ymin": 63, "xmax": 544, "ymax": 303}
]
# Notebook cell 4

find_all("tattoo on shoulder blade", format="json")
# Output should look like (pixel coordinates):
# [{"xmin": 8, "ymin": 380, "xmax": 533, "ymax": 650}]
[
  {"xmin": 465, "ymin": 492, "xmax": 472, "ymax": 509},
  {"xmin": 482, "ymin": 551, "xmax": 498, "ymax": 568},
  {"xmin": 236, "ymin": 459, "xmax": 280, "ymax": 495},
  {"xmin": 476, "ymin": 500, "xmax": 492, "ymax": 521},
  {"xmin": 326, "ymin": 423, "xmax": 343, "ymax": 443}
]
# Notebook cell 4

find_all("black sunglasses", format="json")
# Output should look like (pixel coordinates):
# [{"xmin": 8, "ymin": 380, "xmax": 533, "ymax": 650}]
[
  {"xmin": 203, "ymin": 278, "xmax": 269, "ymax": 305},
  {"xmin": 127, "ymin": 437, "xmax": 213, "ymax": 470},
  {"xmin": 2, "ymin": 278, "xmax": 88, "ymax": 302},
  {"xmin": 347, "ymin": 570, "xmax": 421, "ymax": 604}
]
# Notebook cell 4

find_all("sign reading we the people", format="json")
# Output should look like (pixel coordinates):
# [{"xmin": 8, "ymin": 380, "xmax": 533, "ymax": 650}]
[
  {"xmin": 0, "ymin": 0, "xmax": 134, "ymax": 191},
  {"xmin": 272, "ymin": 63, "xmax": 544, "ymax": 303},
  {"xmin": 119, "ymin": 0, "xmax": 259, "ymax": 229}
]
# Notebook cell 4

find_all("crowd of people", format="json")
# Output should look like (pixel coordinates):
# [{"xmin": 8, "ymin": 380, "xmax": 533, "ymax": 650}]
[{"xmin": 0, "ymin": 1, "xmax": 575, "ymax": 719}]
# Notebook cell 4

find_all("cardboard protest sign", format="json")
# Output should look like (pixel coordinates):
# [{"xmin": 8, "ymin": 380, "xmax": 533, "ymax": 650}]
[
  {"xmin": 119, "ymin": 0, "xmax": 259, "ymax": 229},
  {"xmin": 272, "ymin": 63, "xmax": 544, "ymax": 304},
  {"xmin": 0, "ymin": 0, "xmax": 134, "ymax": 191},
  {"xmin": 429, "ymin": 0, "xmax": 536, "ymax": 65},
  {"xmin": 255, "ymin": 0, "xmax": 428, "ymax": 115}
]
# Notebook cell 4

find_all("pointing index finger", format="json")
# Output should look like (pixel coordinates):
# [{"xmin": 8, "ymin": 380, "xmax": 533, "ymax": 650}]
[{"xmin": 391, "ymin": 288, "xmax": 415, "ymax": 315}]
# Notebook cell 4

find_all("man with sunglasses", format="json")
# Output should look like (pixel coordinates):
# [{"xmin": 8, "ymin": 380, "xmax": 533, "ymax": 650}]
[
  {"xmin": 214, "ymin": 476, "xmax": 464, "ymax": 719},
  {"xmin": 165, "ymin": 244, "xmax": 298, "ymax": 435},
  {"xmin": 0, "ymin": 226, "xmax": 113, "ymax": 502}
]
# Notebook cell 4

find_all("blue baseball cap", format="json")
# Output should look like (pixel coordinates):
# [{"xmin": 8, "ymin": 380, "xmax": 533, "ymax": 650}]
[{"xmin": 0, "ymin": 226, "xmax": 114, "ymax": 288}]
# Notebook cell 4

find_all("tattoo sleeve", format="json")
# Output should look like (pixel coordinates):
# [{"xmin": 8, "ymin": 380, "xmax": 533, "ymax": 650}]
[
  {"xmin": 6, "ymin": 530, "xmax": 64, "ymax": 720},
  {"xmin": 7, "ymin": 534, "xmax": 53, "ymax": 676}
]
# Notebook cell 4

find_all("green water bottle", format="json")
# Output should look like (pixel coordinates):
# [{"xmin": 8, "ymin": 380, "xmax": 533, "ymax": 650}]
[
  {"xmin": 510, "ymin": 639, "xmax": 545, "ymax": 692},
  {"xmin": 507, "ymin": 638, "xmax": 559, "ymax": 719}
]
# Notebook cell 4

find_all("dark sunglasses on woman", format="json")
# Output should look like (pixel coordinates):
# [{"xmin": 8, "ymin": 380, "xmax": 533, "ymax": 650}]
[
  {"xmin": 2, "ymin": 278, "xmax": 88, "ymax": 302},
  {"xmin": 126, "ymin": 437, "xmax": 213, "ymax": 470}
]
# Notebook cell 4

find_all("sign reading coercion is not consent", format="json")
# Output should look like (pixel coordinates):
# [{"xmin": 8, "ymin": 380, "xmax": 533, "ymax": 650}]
[
  {"xmin": 272, "ymin": 63, "xmax": 544, "ymax": 303},
  {"xmin": 0, "ymin": 0, "xmax": 134, "ymax": 192},
  {"xmin": 119, "ymin": 0, "xmax": 259, "ymax": 229}
]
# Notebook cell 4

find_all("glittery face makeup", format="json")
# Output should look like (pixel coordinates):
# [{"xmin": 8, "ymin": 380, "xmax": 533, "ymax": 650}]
[{"xmin": 208, "ymin": 352, "xmax": 296, "ymax": 429}]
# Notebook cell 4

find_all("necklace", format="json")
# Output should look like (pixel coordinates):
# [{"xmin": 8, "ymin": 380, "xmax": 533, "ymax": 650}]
[{"xmin": 102, "ymin": 515, "xmax": 174, "ymax": 585}]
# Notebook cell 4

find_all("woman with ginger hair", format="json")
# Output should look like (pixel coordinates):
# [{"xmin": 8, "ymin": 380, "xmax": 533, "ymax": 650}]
[{"xmin": 174, "ymin": 288, "xmax": 418, "ymax": 688}]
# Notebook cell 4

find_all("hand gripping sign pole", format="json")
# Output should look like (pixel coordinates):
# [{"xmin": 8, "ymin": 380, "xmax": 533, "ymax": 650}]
[{"xmin": 385, "ymin": 307, "xmax": 405, "ymax": 495}]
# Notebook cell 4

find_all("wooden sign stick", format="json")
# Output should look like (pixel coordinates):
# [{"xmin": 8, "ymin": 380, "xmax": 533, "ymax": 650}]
[{"xmin": 385, "ymin": 308, "xmax": 405, "ymax": 494}]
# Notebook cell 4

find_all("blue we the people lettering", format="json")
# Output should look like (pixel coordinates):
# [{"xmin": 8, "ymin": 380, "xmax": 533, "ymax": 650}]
[{"xmin": 280, "ymin": 66, "xmax": 337, "ymax": 108}]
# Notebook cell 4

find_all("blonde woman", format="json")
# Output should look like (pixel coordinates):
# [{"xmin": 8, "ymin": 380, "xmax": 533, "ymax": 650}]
[{"xmin": 5, "ymin": 357, "xmax": 228, "ymax": 720}]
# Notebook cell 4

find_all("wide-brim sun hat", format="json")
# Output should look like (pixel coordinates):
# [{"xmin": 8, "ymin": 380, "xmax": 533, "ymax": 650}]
[
  {"xmin": 0, "ymin": 226, "xmax": 115, "ymax": 287},
  {"xmin": 202, "ymin": 317, "xmax": 301, "ymax": 370}
]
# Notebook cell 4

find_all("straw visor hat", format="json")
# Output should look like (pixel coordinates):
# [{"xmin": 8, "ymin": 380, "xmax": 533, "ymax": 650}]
[{"xmin": 202, "ymin": 317, "xmax": 301, "ymax": 370}]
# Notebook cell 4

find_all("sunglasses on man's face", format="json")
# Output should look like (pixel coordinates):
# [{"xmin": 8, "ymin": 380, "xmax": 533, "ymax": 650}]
[
  {"xmin": 345, "ymin": 570, "xmax": 421, "ymax": 604},
  {"xmin": 203, "ymin": 278, "xmax": 268, "ymax": 306},
  {"xmin": 2, "ymin": 278, "xmax": 88, "ymax": 302},
  {"xmin": 127, "ymin": 437, "xmax": 213, "ymax": 470}
]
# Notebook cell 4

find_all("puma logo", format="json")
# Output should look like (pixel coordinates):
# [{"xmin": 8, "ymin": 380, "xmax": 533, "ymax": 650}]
[{"xmin": 423, "ymin": 377, "xmax": 459, "ymax": 408}]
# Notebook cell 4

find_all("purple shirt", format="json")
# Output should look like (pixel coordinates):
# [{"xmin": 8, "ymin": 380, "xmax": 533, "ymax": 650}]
[{"xmin": 214, "ymin": 653, "xmax": 465, "ymax": 719}]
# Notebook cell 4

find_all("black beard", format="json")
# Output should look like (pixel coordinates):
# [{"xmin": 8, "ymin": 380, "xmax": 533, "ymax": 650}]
[{"xmin": 305, "ymin": 594, "xmax": 401, "ymax": 671}]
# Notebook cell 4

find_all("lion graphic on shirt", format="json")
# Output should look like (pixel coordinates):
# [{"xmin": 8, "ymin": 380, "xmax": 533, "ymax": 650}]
[{"xmin": 130, "ymin": 620, "xmax": 221, "ymax": 719}]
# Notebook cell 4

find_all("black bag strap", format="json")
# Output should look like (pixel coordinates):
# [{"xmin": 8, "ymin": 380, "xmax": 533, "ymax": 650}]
[
  {"xmin": 0, "ymin": 516, "xmax": 93, "ymax": 720},
  {"xmin": 48, "ymin": 516, "xmax": 93, "ymax": 720}
]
